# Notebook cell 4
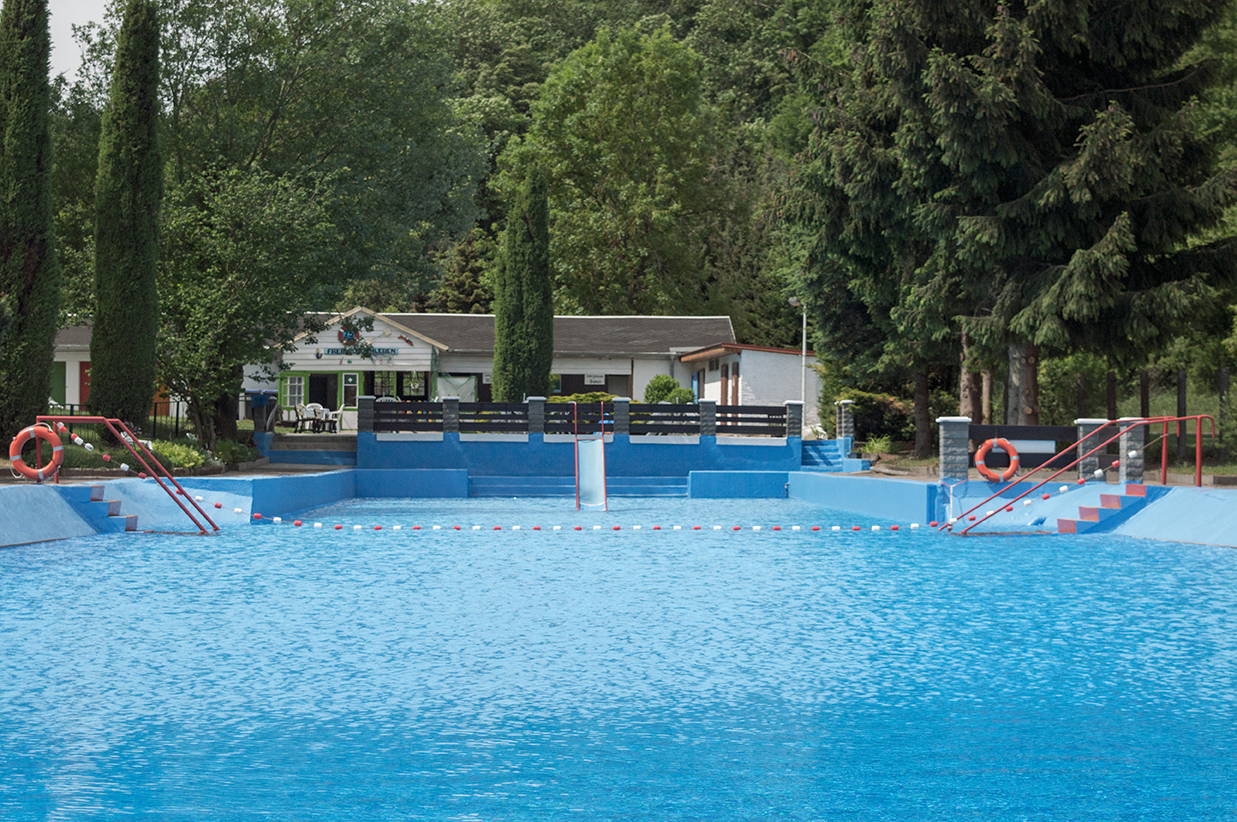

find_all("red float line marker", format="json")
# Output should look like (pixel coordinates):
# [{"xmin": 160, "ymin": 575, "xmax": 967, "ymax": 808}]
[
  {"xmin": 294, "ymin": 520, "xmax": 302, "ymax": 527},
  {"xmin": 375, "ymin": 526, "xmax": 382, "ymax": 530},
  {"xmin": 334, "ymin": 524, "xmax": 342, "ymax": 530},
  {"xmin": 574, "ymin": 526, "xmax": 582, "ymax": 531}
]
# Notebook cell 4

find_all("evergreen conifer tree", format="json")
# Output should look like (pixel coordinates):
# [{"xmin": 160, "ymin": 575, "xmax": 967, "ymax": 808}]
[
  {"xmin": 800, "ymin": 0, "xmax": 1237, "ymax": 425},
  {"xmin": 0, "ymin": 0, "xmax": 59, "ymax": 439},
  {"xmin": 89, "ymin": 0, "xmax": 161, "ymax": 426},
  {"xmin": 492, "ymin": 167, "xmax": 553, "ymax": 402}
]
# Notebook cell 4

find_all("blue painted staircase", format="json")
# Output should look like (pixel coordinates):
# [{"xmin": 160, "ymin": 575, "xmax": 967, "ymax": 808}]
[
  {"xmin": 469, "ymin": 476, "xmax": 688, "ymax": 498},
  {"xmin": 59, "ymin": 484, "xmax": 138, "ymax": 533},
  {"xmin": 800, "ymin": 440, "xmax": 870, "ymax": 473},
  {"xmin": 1057, "ymin": 483, "xmax": 1148, "ymax": 534}
]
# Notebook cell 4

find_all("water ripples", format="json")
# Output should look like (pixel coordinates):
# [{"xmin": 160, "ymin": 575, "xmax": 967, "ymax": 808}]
[{"xmin": 2, "ymin": 497, "xmax": 1236, "ymax": 818}]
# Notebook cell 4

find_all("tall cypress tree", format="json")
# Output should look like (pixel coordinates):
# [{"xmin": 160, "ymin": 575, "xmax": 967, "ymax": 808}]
[
  {"xmin": 492, "ymin": 167, "xmax": 553, "ymax": 402},
  {"xmin": 89, "ymin": 0, "xmax": 161, "ymax": 426},
  {"xmin": 0, "ymin": 0, "xmax": 58, "ymax": 439}
]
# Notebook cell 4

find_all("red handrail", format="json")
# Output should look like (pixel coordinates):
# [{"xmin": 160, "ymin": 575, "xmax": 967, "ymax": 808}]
[
  {"xmin": 35, "ymin": 415, "xmax": 219, "ymax": 535},
  {"xmin": 947, "ymin": 415, "xmax": 1216, "ymax": 536}
]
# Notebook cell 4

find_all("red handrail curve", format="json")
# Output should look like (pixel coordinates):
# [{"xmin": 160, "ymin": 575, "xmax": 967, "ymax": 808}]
[
  {"xmin": 947, "ymin": 415, "xmax": 1216, "ymax": 536},
  {"xmin": 36, "ymin": 415, "xmax": 219, "ymax": 535}
]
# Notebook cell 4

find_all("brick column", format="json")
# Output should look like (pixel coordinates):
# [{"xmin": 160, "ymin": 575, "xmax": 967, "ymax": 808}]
[
  {"xmin": 835, "ymin": 400, "xmax": 855, "ymax": 440},
  {"xmin": 937, "ymin": 416, "xmax": 971, "ymax": 483},
  {"xmin": 784, "ymin": 400, "xmax": 803, "ymax": 437},
  {"xmin": 442, "ymin": 396, "xmax": 460, "ymax": 434},
  {"xmin": 612, "ymin": 397, "xmax": 630, "ymax": 435},
  {"xmin": 1118, "ymin": 417, "xmax": 1145, "ymax": 485},
  {"xmin": 1075, "ymin": 417, "xmax": 1108, "ymax": 480},
  {"xmin": 357, "ymin": 395, "xmax": 375, "ymax": 433},
  {"xmin": 527, "ymin": 397, "xmax": 546, "ymax": 435},
  {"xmin": 699, "ymin": 399, "xmax": 716, "ymax": 436}
]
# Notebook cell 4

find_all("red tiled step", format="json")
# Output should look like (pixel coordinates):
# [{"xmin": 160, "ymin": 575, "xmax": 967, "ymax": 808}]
[{"xmin": 1125, "ymin": 483, "xmax": 1146, "ymax": 497}]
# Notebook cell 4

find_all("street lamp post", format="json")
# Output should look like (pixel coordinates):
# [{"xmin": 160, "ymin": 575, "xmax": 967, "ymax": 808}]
[{"xmin": 788, "ymin": 297, "xmax": 806, "ymax": 405}]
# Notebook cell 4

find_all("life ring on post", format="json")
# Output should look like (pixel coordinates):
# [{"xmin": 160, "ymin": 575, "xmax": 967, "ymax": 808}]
[
  {"xmin": 9, "ymin": 425, "xmax": 64, "ymax": 482},
  {"xmin": 974, "ymin": 437, "xmax": 1019, "ymax": 482}
]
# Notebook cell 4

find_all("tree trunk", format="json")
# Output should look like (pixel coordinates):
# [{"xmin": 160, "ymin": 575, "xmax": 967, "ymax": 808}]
[
  {"xmin": 213, "ymin": 390, "xmax": 238, "ymax": 446},
  {"xmin": 959, "ymin": 331, "xmax": 982, "ymax": 421},
  {"xmin": 914, "ymin": 371, "xmax": 931, "ymax": 459},
  {"xmin": 981, "ymin": 368, "xmax": 993, "ymax": 424},
  {"xmin": 1007, "ymin": 342, "xmax": 1039, "ymax": 425}
]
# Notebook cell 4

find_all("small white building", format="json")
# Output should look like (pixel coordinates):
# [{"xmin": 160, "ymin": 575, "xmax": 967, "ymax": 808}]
[
  {"xmin": 53, "ymin": 309, "xmax": 822, "ymax": 434},
  {"xmin": 679, "ymin": 343, "xmax": 821, "ymax": 435}
]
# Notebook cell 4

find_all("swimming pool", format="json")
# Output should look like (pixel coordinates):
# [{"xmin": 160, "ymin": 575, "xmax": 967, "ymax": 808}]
[{"xmin": 3, "ymin": 496, "xmax": 1235, "ymax": 819}]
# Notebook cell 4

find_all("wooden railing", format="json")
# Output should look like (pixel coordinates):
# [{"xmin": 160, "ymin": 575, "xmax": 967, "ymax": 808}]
[
  {"xmin": 367, "ymin": 398, "xmax": 798, "ymax": 437},
  {"xmin": 629, "ymin": 403, "xmax": 701, "ymax": 435},
  {"xmin": 716, "ymin": 404, "xmax": 787, "ymax": 437}
]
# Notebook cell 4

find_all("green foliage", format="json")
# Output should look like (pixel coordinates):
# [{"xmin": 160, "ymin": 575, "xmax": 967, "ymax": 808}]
[
  {"xmin": 501, "ymin": 25, "xmax": 723, "ymax": 313},
  {"xmin": 156, "ymin": 167, "xmax": 338, "ymax": 451},
  {"xmin": 213, "ymin": 438, "xmax": 256, "ymax": 466},
  {"xmin": 546, "ymin": 392, "xmax": 616, "ymax": 403},
  {"xmin": 643, "ymin": 374, "xmax": 682, "ymax": 403},
  {"xmin": 492, "ymin": 166, "xmax": 553, "ymax": 401},
  {"xmin": 862, "ymin": 434, "xmax": 893, "ymax": 454},
  {"xmin": 150, "ymin": 439, "xmax": 207, "ymax": 469},
  {"xmin": 841, "ymin": 390, "xmax": 916, "ymax": 444},
  {"xmin": 0, "ymin": 0, "xmax": 60, "ymax": 440},
  {"xmin": 89, "ymin": 0, "xmax": 161, "ymax": 427},
  {"xmin": 1038, "ymin": 353, "xmax": 1127, "ymax": 426}
]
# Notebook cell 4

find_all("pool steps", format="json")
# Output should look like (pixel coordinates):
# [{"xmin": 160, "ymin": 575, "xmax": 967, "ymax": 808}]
[
  {"xmin": 58, "ymin": 484, "xmax": 138, "ymax": 532},
  {"xmin": 800, "ymin": 441, "xmax": 869, "ymax": 473},
  {"xmin": 469, "ymin": 476, "xmax": 688, "ymax": 497},
  {"xmin": 1057, "ymin": 483, "xmax": 1147, "ymax": 535}
]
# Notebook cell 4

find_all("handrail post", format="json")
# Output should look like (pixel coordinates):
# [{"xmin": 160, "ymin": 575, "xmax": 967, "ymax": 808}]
[
  {"xmin": 1118, "ymin": 417, "xmax": 1144, "ymax": 485},
  {"xmin": 1196, "ymin": 416, "xmax": 1203, "ymax": 487},
  {"xmin": 1161, "ymin": 421, "xmax": 1169, "ymax": 486}
]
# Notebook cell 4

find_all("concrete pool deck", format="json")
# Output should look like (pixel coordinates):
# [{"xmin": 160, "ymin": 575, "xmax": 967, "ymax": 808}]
[{"xmin": 2, "ymin": 467, "xmax": 1236, "ymax": 549}]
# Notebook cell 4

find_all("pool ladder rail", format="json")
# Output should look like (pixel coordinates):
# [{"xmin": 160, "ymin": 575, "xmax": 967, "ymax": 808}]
[
  {"xmin": 945, "ymin": 415, "xmax": 1214, "ymax": 536},
  {"xmin": 34, "ymin": 414, "xmax": 220, "ymax": 535}
]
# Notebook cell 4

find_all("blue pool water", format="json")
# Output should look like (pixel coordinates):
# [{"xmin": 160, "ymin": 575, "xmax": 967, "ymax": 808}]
[{"xmin": 3, "ymin": 496, "xmax": 1236, "ymax": 819}]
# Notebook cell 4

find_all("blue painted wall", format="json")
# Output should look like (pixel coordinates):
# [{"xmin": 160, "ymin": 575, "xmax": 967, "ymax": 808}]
[
  {"xmin": 0, "ymin": 485, "xmax": 95, "ymax": 547},
  {"xmin": 789, "ymin": 472, "xmax": 940, "ymax": 523},
  {"xmin": 689, "ymin": 471, "xmax": 789, "ymax": 498},
  {"xmin": 355, "ymin": 469, "xmax": 469, "ymax": 498},
  {"xmin": 357, "ymin": 433, "xmax": 801, "ymax": 477}
]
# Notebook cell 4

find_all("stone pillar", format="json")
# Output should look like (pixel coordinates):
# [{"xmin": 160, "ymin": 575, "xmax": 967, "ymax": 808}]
[
  {"xmin": 835, "ymin": 399, "xmax": 855, "ymax": 440},
  {"xmin": 699, "ymin": 399, "xmax": 716, "ymax": 437},
  {"xmin": 1118, "ymin": 417, "xmax": 1145, "ymax": 485},
  {"xmin": 784, "ymin": 400, "xmax": 804, "ymax": 438},
  {"xmin": 612, "ymin": 397, "xmax": 631, "ymax": 435},
  {"xmin": 442, "ymin": 396, "xmax": 460, "ymax": 434},
  {"xmin": 1075, "ymin": 417, "xmax": 1109, "ymax": 480},
  {"xmin": 527, "ymin": 397, "xmax": 546, "ymax": 435},
  {"xmin": 937, "ymin": 416, "xmax": 971, "ymax": 483},
  {"xmin": 357, "ymin": 395, "xmax": 375, "ymax": 433}
]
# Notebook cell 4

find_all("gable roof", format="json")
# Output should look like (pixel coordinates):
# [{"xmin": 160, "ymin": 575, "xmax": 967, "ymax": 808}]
[
  {"xmin": 679, "ymin": 342, "xmax": 815, "ymax": 362},
  {"xmin": 381, "ymin": 313, "xmax": 735, "ymax": 356},
  {"xmin": 295, "ymin": 307, "xmax": 448, "ymax": 350}
]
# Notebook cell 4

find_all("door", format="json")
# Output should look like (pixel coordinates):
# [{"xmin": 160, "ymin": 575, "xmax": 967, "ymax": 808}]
[
  {"xmin": 308, "ymin": 374, "xmax": 338, "ymax": 409},
  {"xmin": 79, "ymin": 362, "xmax": 92, "ymax": 405}
]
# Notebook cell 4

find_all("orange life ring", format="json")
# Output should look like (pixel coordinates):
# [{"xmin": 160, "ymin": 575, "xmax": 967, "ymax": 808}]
[
  {"xmin": 9, "ymin": 424, "xmax": 64, "ymax": 482},
  {"xmin": 974, "ymin": 437, "xmax": 1019, "ymax": 482}
]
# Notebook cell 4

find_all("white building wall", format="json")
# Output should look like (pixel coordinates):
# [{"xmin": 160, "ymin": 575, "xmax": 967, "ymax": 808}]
[
  {"xmin": 631, "ymin": 358, "xmax": 677, "ymax": 401},
  {"xmin": 55, "ymin": 351, "xmax": 90, "ymax": 406},
  {"xmin": 284, "ymin": 317, "xmax": 437, "ymax": 373},
  {"xmin": 735, "ymin": 350, "xmax": 821, "ymax": 435}
]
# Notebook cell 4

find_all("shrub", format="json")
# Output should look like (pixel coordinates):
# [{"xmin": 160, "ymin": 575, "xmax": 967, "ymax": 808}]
[
  {"xmin": 643, "ymin": 374, "xmax": 682, "ymax": 403},
  {"xmin": 214, "ymin": 439, "xmax": 257, "ymax": 466},
  {"xmin": 841, "ymin": 390, "xmax": 915, "ymax": 442},
  {"xmin": 151, "ymin": 439, "xmax": 208, "ymax": 469},
  {"xmin": 546, "ymin": 392, "xmax": 617, "ymax": 403}
]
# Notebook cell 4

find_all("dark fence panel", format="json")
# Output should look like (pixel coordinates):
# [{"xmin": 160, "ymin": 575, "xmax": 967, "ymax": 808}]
[
  {"xmin": 628, "ymin": 403, "xmax": 701, "ymax": 435},
  {"xmin": 459, "ymin": 402, "xmax": 529, "ymax": 434},
  {"xmin": 373, "ymin": 401, "xmax": 444, "ymax": 433},
  {"xmin": 545, "ymin": 402, "xmax": 611, "ymax": 435},
  {"xmin": 715, "ymin": 404, "xmax": 787, "ymax": 437},
  {"xmin": 969, "ymin": 424, "xmax": 1082, "ymax": 470}
]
